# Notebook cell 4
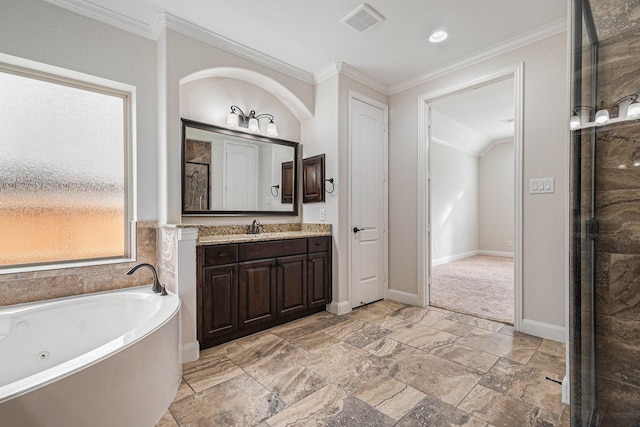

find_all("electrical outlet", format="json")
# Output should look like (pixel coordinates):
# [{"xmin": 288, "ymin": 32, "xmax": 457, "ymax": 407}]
[
  {"xmin": 319, "ymin": 208, "xmax": 326, "ymax": 221},
  {"xmin": 434, "ymin": 245, "xmax": 438, "ymax": 254},
  {"xmin": 507, "ymin": 240, "xmax": 513, "ymax": 247}
]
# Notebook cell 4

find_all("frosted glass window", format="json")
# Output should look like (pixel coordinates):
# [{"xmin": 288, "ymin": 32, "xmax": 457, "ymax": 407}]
[{"xmin": 0, "ymin": 68, "xmax": 130, "ymax": 267}]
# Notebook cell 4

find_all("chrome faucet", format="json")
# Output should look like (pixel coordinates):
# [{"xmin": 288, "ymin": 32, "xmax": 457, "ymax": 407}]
[
  {"xmin": 126, "ymin": 263, "xmax": 167, "ymax": 296},
  {"xmin": 247, "ymin": 219, "xmax": 262, "ymax": 234}
]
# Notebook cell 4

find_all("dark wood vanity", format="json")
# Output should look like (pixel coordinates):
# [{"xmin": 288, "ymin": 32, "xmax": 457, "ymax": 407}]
[{"xmin": 197, "ymin": 236, "xmax": 332, "ymax": 349}]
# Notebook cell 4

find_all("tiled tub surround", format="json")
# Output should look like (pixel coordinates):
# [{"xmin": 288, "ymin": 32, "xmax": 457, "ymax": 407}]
[
  {"xmin": 0, "ymin": 221, "xmax": 158, "ymax": 307},
  {"xmin": 157, "ymin": 300, "xmax": 569, "ymax": 427}
]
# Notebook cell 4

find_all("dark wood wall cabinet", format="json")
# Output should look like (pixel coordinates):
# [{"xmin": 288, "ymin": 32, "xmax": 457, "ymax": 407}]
[
  {"xmin": 302, "ymin": 154, "xmax": 325, "ymax": 203},
  {"xmin": 197, "ymin": 236, "xmax": 332, "ymax": 349}
]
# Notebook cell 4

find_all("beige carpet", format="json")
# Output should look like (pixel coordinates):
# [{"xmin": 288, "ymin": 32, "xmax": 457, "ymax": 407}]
[{"xmin": 431, "ymin": 255, "xmax": 514, "ymax": 325}]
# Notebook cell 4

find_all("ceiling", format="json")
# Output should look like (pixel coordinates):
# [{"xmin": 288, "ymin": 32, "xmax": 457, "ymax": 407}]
[
  {"xmin": 54, "ymin": 0, "xmax": 567, "ymax": 92},
  {"xmin": 431, "ymin": 77, "xmax": 515, "ymax": 155}
]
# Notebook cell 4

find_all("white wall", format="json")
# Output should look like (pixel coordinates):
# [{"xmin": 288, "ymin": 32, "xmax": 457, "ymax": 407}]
[
  {"xmin": 479, "ymin": 141, "xmax": 514, "ymax": 253},
  {"xmin": 389, "ymin": 32, "xmax": 568, "ymax": 329},
  {"xmin": 302, "ymin": 72, "xmax": 388, "ymax": 312},
  {"xmin": 0, "ymin": 0, "xmax": 158, "ymax": 220},
  {"xmin": 430, "ymin": 143, "xmax": 479, "ymax": 263}
]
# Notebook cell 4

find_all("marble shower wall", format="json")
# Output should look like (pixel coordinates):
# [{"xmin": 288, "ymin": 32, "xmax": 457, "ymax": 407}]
[
  {"xmin": 0, "ymin": 221, "xmax": 158, "ymax": 307},
  {"xmin": 591, "ymin": 21, "xmax": 640, "ymax": 425}
]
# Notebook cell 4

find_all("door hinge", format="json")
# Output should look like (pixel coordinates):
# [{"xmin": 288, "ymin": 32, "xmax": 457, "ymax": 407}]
[{"xmin": 586, "ymin": 218, "xmax": 599, "ymax": 239}]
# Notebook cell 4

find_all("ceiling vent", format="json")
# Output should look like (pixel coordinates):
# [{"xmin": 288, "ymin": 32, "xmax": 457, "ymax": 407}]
[{"xmin": 341, "ymin": 3, "xmax": 385, "ymax": 33}]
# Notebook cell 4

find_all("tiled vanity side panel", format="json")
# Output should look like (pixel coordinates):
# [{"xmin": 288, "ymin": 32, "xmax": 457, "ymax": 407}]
[{"xmin": 0, "ymin": 222, "xmax": 158, "ymax": 306}]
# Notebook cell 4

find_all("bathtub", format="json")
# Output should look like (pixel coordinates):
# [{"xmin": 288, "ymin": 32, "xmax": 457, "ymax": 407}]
[{"xmin": 0, "ymin": 286, "xmax": 181, "ymax": 427}]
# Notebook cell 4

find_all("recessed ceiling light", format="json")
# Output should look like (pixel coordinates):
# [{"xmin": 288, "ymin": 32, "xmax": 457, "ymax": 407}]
[
  {"xmin": 500, "ymin": 118, "xmax": 515, "ymax": 123},
  {"xmin": 429, "ymin": 30, "xmax": 448, "ymax": 43}
]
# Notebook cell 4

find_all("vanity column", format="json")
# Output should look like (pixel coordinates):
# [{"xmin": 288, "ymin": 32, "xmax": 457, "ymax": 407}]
[{"xmin": 176, "ymin": 227, "xmax": 199, "ymax": 363}]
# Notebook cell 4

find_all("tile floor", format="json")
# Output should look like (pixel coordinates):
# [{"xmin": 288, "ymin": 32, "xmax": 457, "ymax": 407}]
[{"xmin": 156, "ymin": 301, "xmax": 570, "ymax": 427}]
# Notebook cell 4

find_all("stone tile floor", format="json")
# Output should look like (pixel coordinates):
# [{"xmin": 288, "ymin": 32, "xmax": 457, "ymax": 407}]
[{"xmin": 156, "ymin": 301, "xmax": 570, "ymax": 427}]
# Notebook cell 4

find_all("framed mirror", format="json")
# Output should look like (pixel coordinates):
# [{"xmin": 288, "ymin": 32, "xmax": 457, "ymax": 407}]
[{"xmin": 182, "ymin": 118, "xmax": 299, "ymax": 216}]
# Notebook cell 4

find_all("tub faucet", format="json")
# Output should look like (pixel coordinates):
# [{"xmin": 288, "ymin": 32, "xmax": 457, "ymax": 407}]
[{"xmin": 126, "ymin": 263, "xmax": 167, "ymax": 296}]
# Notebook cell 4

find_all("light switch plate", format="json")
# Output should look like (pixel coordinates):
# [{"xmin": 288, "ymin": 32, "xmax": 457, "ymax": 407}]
[{"xmin": 529, "ymin": 177, "xmax": 555, "ymax": 194}]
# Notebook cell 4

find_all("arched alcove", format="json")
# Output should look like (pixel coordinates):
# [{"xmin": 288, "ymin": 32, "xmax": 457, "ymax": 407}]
[{"xmin": 180, "ymin": 67, "xmax": 313, "ymax": 123}]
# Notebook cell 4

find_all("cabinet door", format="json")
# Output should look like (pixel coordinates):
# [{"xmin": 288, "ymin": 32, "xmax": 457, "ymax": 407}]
[
  {"xmin": 277, "ymin": 254, "xmax": 307, "ymax": 318},
  {"xmin": 239, "ymin": 259, "xmax": 277, "ymax": 328},
  {"xmin": 308, "ymin": 251, "xmax": 331, "ymax": 309},
  {"xmin": 201, "ymin": 264, "xmax": 238, "ymax": 342}
]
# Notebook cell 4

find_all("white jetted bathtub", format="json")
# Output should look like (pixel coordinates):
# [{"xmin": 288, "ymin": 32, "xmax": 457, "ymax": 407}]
[{"xmin": 0, "ymin": 286, "xmax": 181, "ymax": 427}]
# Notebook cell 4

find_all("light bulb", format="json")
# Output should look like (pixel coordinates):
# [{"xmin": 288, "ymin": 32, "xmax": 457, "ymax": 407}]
[
  {"xmin": 570, "ymin": 113, "xmax": 581, "ymax": 130},
  {"xmin": 595, "ymin": 109, "xmax": 610, "ymax": 125},
  {"xmin": 248, "ymin": 117, "xmax": 259, "ymax": 132},
  {"xmin": 266, "ymin": 120, "xmax": 278, "ymax": 136},
  {"xmin": 627, "ymin": 100, "xmax": 640, "ymax": 118},
  {"xmin": 227, "ymin": 112, "xmax": 239, "ymax": 127}
]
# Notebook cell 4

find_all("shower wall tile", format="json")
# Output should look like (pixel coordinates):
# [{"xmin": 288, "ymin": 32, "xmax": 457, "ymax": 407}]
[
  {"xmin": 595, "ymin": 189, "xmax": 640, "ymax": 235},
  {"xmin": 595, "ymin": 125, "xmax": 640, "ymax": 172},
  {"xmin": 0, "ymin": 222, "xmax": 158, "ymax": 307},
  {"xmin": 596, "ymin": 31, "xmax": 640, "ymax": 107},
  {"xmin": 597, "ymin": 254, "xmax": 640, "ymax": 319},
  {"xmin": 597, "ymin": 375, "xmax": 640, "ymax": 427},
  {"xmin": 595, "ymin": 314, "xmax": 640, "ymax": 388},
  {"xmin": 589, "ymin": 1, "xmax": 640, "ymax": 42}
]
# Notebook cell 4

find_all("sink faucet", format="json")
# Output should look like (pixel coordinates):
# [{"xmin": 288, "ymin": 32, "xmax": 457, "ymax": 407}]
[
  {"xmin": 126, "ymin": 263, "xmax": 167, "ymax": 296},
  {"xmin": 247, "ymin": 219, "xmax": 262, "ymax": 234}
]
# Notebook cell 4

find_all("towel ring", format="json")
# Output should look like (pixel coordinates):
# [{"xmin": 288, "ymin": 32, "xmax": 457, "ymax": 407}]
[
  {"xmin": 325, "ymin": 178, "xmax": 335, "ymax": 194},
  {"xmin": 271, "ymin": 185, "xmax": 280, "ymax": 197}
]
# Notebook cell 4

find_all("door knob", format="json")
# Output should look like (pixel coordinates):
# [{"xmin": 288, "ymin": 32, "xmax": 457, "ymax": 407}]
[{"xmin": 353, "ymin": 227, "xmax": 364, "ymax": 233}]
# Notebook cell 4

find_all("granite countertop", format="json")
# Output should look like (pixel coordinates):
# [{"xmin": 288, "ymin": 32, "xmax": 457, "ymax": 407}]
[
  {"xmin": 196, "ymin": 223, "xmax": 332, "ymax": 245},
  {"xmin": 198, "ymin": 230, "xmax": 332, "ymax": 245}
]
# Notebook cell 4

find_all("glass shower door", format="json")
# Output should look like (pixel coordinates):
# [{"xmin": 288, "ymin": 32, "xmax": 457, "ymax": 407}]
[{"xmin": 570, "ymin": 0, "xmax": 598, "ymax": 425}]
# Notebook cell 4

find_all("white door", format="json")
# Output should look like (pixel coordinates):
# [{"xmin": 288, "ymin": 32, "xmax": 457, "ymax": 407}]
[
  {"xmin": 350, "ymin": 96, "xmax": 387, "ymax": 308},
  {"xmin": 223, "ymin": 141, "xmax": 258, "ymax": 210}
]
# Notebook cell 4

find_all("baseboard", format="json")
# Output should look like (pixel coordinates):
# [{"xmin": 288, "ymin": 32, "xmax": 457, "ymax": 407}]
[
  {"xmin": 521, "ymin": 318, "xmax": 566, "ymax": 342},
  {"xmin": 387, "ymin": 289, "xmax": 420, "ymax": 306},
  {"xmin": 562, "ymin": 375, "xmax": 570, "ymax": 404},
  {"xmin": 432, "ymin": 250, "xmax": 479, "ymax": 266},
  {"xmin": 181, "ymin": 341, "xmax": 200, "ymax": 363},
  {"xmin": 327, "ymin": 300, "xmax": 352, "ymax": 315},
  {"xmin": 477, "ymin": 250, "xmax": 514, "ymax": 258}
]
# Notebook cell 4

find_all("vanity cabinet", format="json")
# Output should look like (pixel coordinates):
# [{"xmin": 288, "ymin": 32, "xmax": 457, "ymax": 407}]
[{"xmin": 197, "ymin": 236, "xmax": 332, "ymax": 349}]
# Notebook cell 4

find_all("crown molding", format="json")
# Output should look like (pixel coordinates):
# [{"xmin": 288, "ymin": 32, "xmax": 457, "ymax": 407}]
[
  {"xmin": 431, "ymin": 137, "xmax": 481, "ymax": 157},
  {"xmin": 389, "ymin": 18, "xmax": 567, "ymax": 95},
  {"xmin": 314, "ymin": 63, "xmax": 341, "ymax": 85},
  {"xmin": 157, "ymin": 13, "xmax": 314, "ymax": 84},
  {"xmin": 41, "ymin": 0, "xmax": 157, "ymax": 40},
  {"xmin": 41, "ymin": 1, "xmax": 315, "ymax": 85},
  {"xmin": 314, "ymin": 62, "xmax": 389, "ymax": 95},
  {"xmin": 479, "ymin": 137, "xmax": 514, "ymax": 157}
]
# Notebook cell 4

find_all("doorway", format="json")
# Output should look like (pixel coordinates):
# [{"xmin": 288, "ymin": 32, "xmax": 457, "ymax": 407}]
[
  {"xmin": 429, "ymin": 78, "xmax": 515, "ymax": 325},
  {"xmin": 348, "ymin": 92, "xmax": 388, "ymax": 309},
  {"xmin": 417, "ymin": 65, "xmax": 524, "ymax": 330}
]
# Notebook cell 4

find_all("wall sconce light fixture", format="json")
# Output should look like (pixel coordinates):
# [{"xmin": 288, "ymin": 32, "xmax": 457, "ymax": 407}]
[
  {"xmin": 570, "ymin": 93, "xmax": 640, "ymax": 130},
  {"xmin": 227, "ymin": 105, "xmax": 278, "ymax": 136}
]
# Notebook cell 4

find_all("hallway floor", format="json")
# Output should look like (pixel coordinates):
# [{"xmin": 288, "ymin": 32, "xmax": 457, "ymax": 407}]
[{"xmin": 156, "ymin": 301, "xmax": 569, "ymax": 427}]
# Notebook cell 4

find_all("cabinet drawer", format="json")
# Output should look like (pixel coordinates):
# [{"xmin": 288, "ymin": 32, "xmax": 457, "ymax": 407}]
[
  {"xmin": 308, "ymin": 236, "xmax": 330, "ymax": 253},
  {"xmin": 203, "ymin": 245, "xmax": 238, "ymax": 266},
  {"xmin": 239, "ymin": 239, "xmax": 307, "ymax": 261}
]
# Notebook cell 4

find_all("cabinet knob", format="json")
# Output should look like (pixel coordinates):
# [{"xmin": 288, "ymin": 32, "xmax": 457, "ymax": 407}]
[{"xmin": 218, "ymin": 253, "xmax": 227, "ymax": 257}]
